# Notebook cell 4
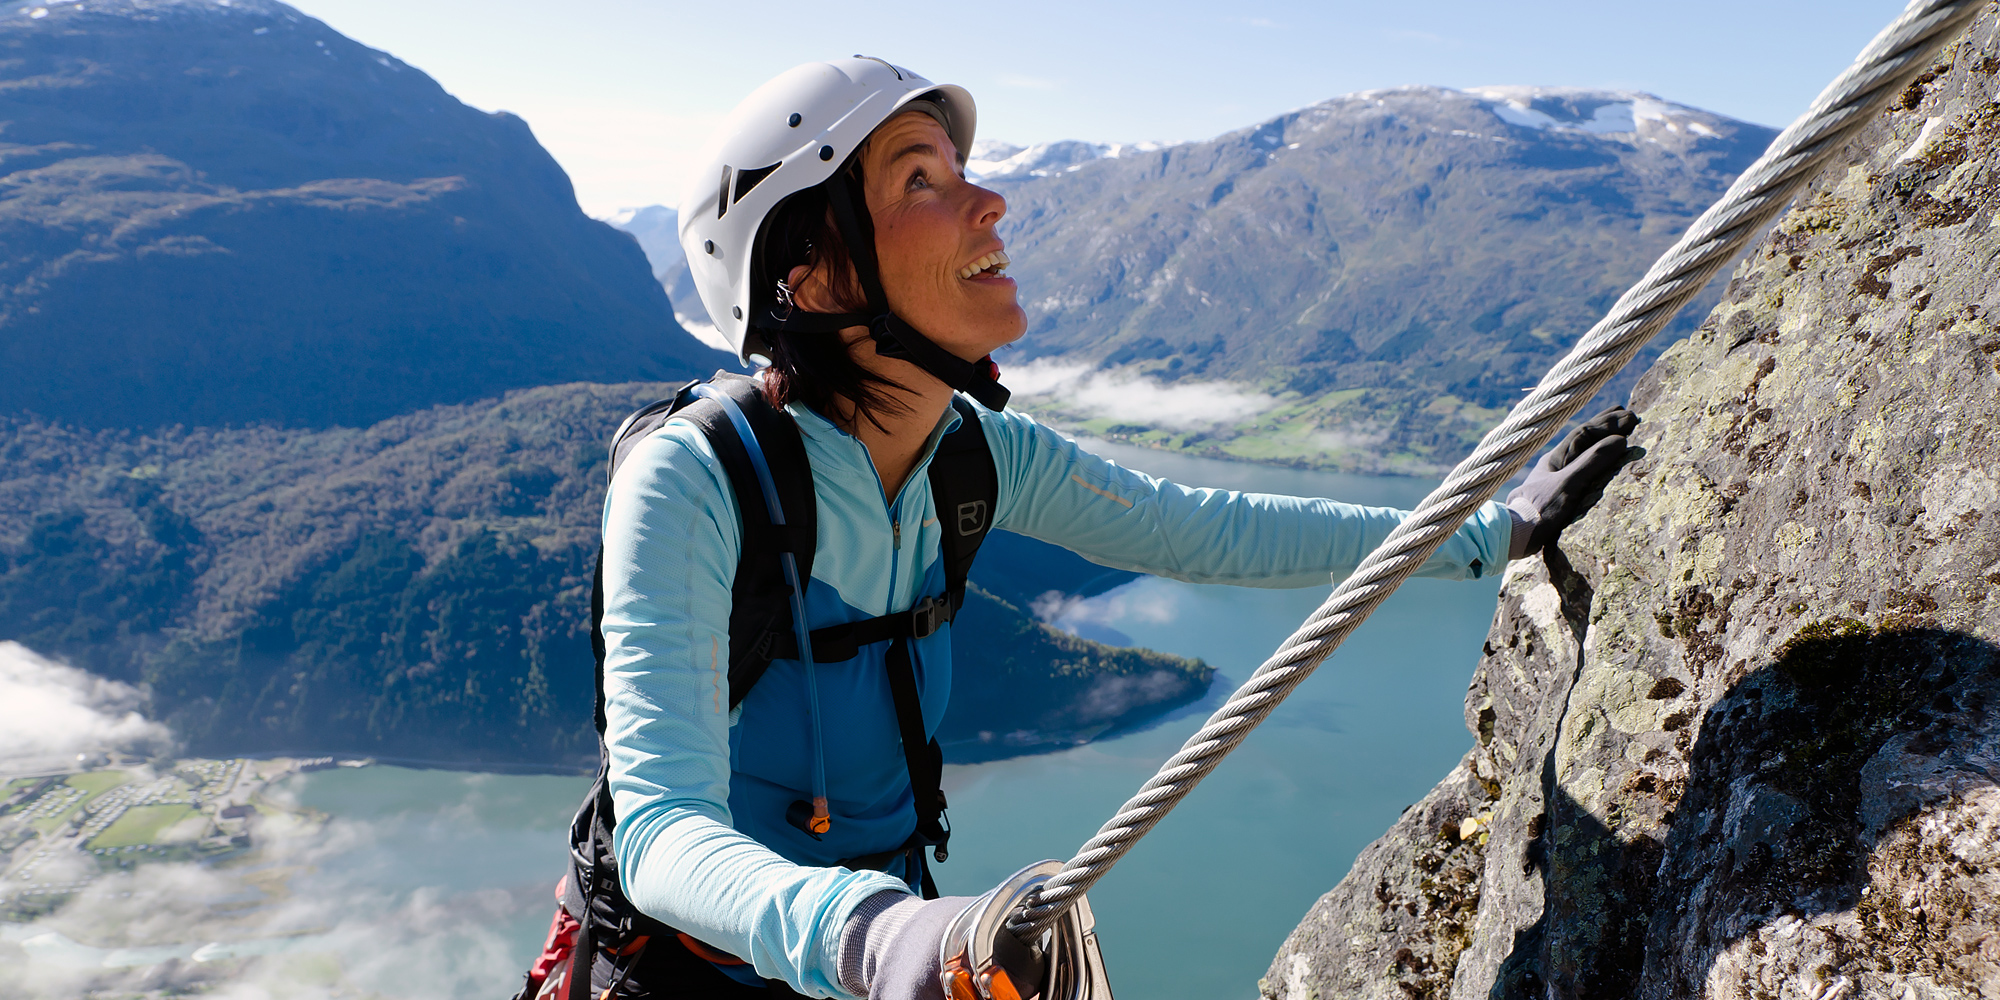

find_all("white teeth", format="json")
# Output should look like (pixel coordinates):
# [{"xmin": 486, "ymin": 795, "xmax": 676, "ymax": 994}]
[{"xmin": 958, "ymin": 250, "xmax": 1010, "ymax": 279}]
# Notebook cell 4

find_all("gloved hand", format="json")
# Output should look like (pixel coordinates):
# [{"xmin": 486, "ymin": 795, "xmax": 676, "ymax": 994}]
[
  {"xmin": 1505, "ymin": 406, "xmax": 1640, "ymax": 558},
  {"xmin": 838, "ymin": 891, "xmax": 972, "ymax": 1000}
]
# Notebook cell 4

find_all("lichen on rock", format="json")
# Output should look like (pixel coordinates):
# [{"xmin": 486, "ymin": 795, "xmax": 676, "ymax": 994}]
[{"xmin": 1263, "ymin": 14, "xmax": 2000, "ymax": 999}]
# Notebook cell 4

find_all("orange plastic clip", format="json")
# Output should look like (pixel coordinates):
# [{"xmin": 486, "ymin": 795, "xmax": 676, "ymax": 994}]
[
  {"xmin": 942, "ymin": 959, "xmax": 981, "ymax": 1000},
  {"xmin": 982, "ymin": 967, "xmax": 1025, "ymax": 1000}
]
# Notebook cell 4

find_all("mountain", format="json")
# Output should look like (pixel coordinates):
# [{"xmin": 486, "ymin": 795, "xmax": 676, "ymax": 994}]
[
  {"xmin": 0, "ymin": 1, "xmax": 1193, "ymax": 766},
  {"xmin": 985, "ymin": 86, "xmax": 1776, "ymax": 474},
  {"xmin": 629, "ymin": 88, "xmax": 1774, "ymax": 474},
  {"xmin": 1263, "ymin": 18, "xmax": 2000, "ymax": 996},
  {"xmin": 0, "ymin": 0, "xmax": 732, "ymax": 431},
  {"xmin": 966, "ymin": 139, "xmax": 1173, "ymax": 180},
  {"xmin": 604, "ymin": 205, "xmax": 731, "ymax": 353},
  {"xmin": 0, "ymin": 383, "xmax": 1193, "ymax": 766}
]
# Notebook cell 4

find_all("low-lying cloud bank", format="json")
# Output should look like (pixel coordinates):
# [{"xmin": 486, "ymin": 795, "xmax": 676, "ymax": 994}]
[
  {"xmin": 0, "ymin": 642, "xmax": 171, "ymax": 762},
  {"xmin": 0, "ymin": 641, "xmax": 564, "ymax": 998},
  {"xmin": 1002, "ymin": 359, "xmax": 1279, "ymax": 429},
  {"xmin": 4, "ymin": 799, "xmax": 553, "ymax": 1000}
]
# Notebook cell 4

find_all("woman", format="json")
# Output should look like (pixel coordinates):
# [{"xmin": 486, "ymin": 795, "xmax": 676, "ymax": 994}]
[{"xmin": 595, "ymin": 57, "xmax": 1633, "ymax": 999}]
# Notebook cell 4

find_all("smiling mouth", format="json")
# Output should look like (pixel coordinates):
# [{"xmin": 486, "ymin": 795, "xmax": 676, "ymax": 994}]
[{"xmin": 958, "ymin": 250, "xmax": 1010, "ymax": 280}]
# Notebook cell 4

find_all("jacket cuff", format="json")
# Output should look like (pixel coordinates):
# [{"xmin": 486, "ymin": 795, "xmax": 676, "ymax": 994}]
[{"xmin": 837, "ymin": 890, "xmax": 922, "ymax": 997}]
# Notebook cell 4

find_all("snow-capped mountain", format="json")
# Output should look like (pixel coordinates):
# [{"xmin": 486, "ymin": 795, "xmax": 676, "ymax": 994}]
[
  {"xmin": 966, "ymin": 139, "xmax": 1176, "ymax": 181},
  {"xmin": 975, "ymin": 84, "xmax": 1773, "ymax": 472},
  {"xmin": 1457, "ymin": 86, "xmax": 1730, "ymax": 143}
]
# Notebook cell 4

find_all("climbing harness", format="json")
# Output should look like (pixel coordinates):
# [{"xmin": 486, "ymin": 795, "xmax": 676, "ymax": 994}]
[
  {"xmin": 512, "ymin": 371, "xmax": 999, "ymax": 1000},
  {"xmin": 1003, "ymin": 0, "xmax": 1992, "ymax": 942}
]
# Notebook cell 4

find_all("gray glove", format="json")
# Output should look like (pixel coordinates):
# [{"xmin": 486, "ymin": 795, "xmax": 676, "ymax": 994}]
[
  {"xmin": 1505, "ymin": 406, "xmax": 1639, "ymax": 558},
  {"xmin": 838, "ymin": 892, "xmax": 972, "ymax": 1000}
]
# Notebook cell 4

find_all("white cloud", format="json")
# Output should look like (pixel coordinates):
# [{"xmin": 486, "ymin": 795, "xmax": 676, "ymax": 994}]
[
  {"xmin": 1033, "ymin": 579, "xmax": 1181, "ymax": 630},
  {"xmin": 0, "ymin": 643, "xmax": 171, "ymax": 762},
  {"xmin": 5, "ymin": 770, "xmax": 558, "ymax": 999},
  {"xmin": 1074, "ymin": 670, "xmax": 1188, "ymax": 721},
  {"xmin": 1004, "ymin": 358, "xmax": 1278, "ymax": 429},
  {"xmin": 677, "ymin": 312, "xmax": 733, "ymax": 353}
]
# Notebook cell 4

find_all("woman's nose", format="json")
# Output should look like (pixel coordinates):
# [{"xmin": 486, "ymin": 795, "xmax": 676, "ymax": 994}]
[{"xmin": 966, "ymin": 182, "xmax": 1006, "ymax": 229}]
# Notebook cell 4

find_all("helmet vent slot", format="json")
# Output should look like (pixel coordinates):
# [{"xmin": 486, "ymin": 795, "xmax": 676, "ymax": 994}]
[
  {"xmin": 716, "ymin": 166, "xmax": 732, "ymax": 219},
  {"xmin": 854, "ymin": 55, "xmax": 903, "ymax": 80},
  {"xmin": 732, "ymin": 162, "xmax": 781, "ymax": 205}
]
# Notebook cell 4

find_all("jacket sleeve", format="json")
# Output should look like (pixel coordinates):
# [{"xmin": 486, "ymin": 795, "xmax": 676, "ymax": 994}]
[
  {"xmin": 977, "ymin": 406, "xmax": 1512, "ymax": 586},
  {"xmin": 601, "ymin": 423, "xmax": 909, "ymax": 999}
]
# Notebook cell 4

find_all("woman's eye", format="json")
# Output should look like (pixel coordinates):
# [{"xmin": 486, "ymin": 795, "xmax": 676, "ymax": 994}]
[{"xmin": 907, "ymin": 170, "xmax": 929, "ymax": 192}]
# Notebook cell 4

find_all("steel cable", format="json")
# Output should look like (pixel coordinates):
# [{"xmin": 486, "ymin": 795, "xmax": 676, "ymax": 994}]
[{"xmin": 1010, "ymin": 0, "xmax": 1992, "ymax": 939}]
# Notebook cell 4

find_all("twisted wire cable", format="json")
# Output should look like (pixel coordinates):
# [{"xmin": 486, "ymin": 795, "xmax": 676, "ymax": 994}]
[{"xmin": 1010, "ymin": 0, "xmax": 1991, "ymax": 939}]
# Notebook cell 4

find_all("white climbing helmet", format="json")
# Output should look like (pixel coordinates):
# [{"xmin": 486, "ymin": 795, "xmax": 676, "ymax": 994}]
[{"xmin": 678, "ymin": 57, "xmax": 976, "ymax": 363}]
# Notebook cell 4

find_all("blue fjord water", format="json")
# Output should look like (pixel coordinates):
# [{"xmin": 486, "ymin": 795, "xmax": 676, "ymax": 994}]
[{"xmin": 288, "ymin": 440, "xmax": 1504, "ymax": 999}]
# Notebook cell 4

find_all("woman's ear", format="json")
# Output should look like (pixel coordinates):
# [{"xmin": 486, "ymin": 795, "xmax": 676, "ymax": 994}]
[{"xmin": 788, "ymin": 263, "xmax": 841, "ymax": 314}]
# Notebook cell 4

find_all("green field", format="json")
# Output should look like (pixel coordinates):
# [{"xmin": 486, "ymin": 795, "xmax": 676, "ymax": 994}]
[
  {"xmin": 31, "ymin": 809, "xmax": 77, "ymax": 834},
  {"xmin": 89, "ymin": 804, "xmax": 198, "ymax": 849},
  {"xmin": 2, "ymin": 778, "xmax": 39, "ymax": 813},
  {"xmin": 66, "ymin": 771, "xmax": 129, "ymax": 796}
]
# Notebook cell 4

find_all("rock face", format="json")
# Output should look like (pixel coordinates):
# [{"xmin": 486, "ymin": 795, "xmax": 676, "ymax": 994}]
[
  {"xmin": 1264, "ymin": 17, "xmax": 2000, "ymax": 1000},
  {"xmin": 0, "ymin": 0, "xmax": 729, "ymax": 430}
]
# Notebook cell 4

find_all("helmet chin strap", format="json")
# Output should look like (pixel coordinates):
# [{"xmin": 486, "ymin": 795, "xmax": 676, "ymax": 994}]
[{"xmin": 820, "ymin": 169, "xmax": 1012, "ymax": 412}]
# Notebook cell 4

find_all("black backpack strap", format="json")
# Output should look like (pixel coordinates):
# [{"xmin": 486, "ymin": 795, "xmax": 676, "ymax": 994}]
[
  {"xmin": 651, "ymin": 375, "xmax": 817, "ymax": 709},
  {"xmin": 890, "ymin": 396, "xmax": 1000, "ymax": 867},
  {"xmin": 593, "ymin": 371, "xmax": 817, "ymax": 718},
  {"xmin": 885, "ymin": 635, "xmax": 950, "ymax": 871},
  {"xmin": 567, "ymin": 372, "xmax": 818, "ymax": 986},
  {"xmin": 929, "ymin": 396, "xmax": 998, "ymax": 613},
  {"xmin": 755, "ymin": 397, "xmax": 995, "ymax": 668}
]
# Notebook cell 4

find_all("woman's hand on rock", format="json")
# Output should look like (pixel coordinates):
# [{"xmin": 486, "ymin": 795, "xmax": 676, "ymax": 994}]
[{"xmin": 1505, "ymin": 406, "xmax": 1640, "ymax": 559}]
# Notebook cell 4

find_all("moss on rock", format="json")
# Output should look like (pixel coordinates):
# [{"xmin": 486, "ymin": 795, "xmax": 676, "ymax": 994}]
[{"xmin": 1265, "ymin": 13, "xmax": 2000, "ymax": 999}]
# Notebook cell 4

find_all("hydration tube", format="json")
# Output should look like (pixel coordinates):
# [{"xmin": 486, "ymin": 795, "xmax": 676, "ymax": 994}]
[{"xmin": 692, "ymin": 385, "xmax": 831, "ymax": 836}]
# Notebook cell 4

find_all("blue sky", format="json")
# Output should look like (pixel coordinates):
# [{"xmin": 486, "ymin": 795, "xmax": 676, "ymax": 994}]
[{"xmin": 294, "ymin": 0, "xmax": 1915, "ymax": 216}]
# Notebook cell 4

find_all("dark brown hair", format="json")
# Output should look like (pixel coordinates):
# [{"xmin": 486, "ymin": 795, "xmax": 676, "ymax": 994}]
[{"xmin": 755, "ymin": 171, "xmax": 910, "ymax": 430}]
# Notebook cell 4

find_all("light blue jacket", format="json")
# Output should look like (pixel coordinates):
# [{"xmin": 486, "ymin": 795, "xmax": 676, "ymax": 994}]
[{"xmin": 600, "ymin": 395, "xmax": 1510, "ymax": 997}]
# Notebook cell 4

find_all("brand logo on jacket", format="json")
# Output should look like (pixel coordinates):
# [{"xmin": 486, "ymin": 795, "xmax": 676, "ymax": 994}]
[{"xmin": 956, "ymin": 500, "xmax": 987, "ymax": 537}]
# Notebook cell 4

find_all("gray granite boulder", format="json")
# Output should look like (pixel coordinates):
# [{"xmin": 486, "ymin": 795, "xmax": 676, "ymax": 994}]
[{"xmin": 1264, "ymin": 13, "xmax": 2000, "ymax": 999}]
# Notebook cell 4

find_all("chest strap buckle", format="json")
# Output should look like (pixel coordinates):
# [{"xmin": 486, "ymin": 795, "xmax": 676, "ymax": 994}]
[{"xmin": 910, "ymin": 596, "xmax": 949, "ymax": 640}]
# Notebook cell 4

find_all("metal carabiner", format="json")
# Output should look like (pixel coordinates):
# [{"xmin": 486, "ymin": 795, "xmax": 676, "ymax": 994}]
[{"xmin": 937, "ymin": 860, "xmax": 1113, "ymax": 1000}]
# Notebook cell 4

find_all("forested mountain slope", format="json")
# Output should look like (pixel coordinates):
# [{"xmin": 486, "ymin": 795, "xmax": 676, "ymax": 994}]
[
  {"xmin": 0, "ymin": 0, "xmax": 730, "ymax": 430},
  {"xmin": 0, "ymin": 383, "xmax": 1199, "ymax": 765}
]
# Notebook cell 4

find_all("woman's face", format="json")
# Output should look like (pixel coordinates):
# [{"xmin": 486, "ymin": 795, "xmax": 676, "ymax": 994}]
[{"xmin": 795, "ymin": 111, "xmax": 1024, "ymax": 361}]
